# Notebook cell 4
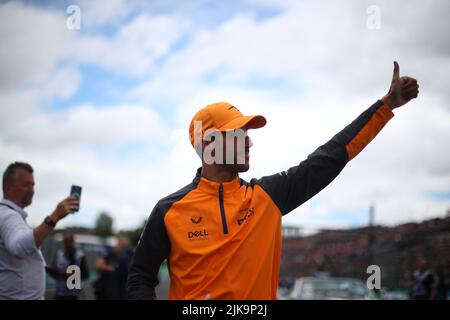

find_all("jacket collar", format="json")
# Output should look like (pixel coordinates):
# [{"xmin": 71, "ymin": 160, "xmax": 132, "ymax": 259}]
[
  {"xmin": 0, "ymin": 198, "xmax": 28, "ymax": 220},
  {"xmin": 193, "ymin": 167, "xmax": 242, "ymax": 195}
]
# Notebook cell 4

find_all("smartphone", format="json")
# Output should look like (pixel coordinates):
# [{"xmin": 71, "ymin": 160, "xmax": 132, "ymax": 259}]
[{"xmin": 70, "ymin": 185, "xmax": 82, "ymax": 212}]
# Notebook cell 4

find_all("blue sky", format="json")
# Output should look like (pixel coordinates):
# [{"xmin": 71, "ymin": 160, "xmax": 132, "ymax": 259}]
[{"xmin": 1, "ymin": 0, "xmax": 449, "ymax": 233}]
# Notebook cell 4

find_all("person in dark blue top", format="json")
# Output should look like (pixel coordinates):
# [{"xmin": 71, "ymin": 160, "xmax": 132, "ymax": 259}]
[{"xmin": 94, "ymin": 235, "xmax": 133, "ymax": 300}]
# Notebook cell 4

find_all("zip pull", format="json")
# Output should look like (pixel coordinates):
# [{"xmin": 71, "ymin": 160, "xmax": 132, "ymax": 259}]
[{"xmin": 218, "ymin": 184, "xmax": 229, "ymax": 234}]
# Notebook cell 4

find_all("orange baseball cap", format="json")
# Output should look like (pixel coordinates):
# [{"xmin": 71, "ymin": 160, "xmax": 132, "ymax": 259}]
[{"xmin": 189, "ymin": 102, "xmax": 266, "ymax": 146}]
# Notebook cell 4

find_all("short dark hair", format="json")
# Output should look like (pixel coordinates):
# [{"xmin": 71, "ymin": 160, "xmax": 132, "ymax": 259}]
[{"xmin": 2, "ymin": 162, "xmax": 34, "ymax": 189}]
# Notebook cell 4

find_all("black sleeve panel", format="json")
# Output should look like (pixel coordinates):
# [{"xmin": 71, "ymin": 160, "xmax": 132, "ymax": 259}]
[
  {"xmin": 254, "ymin": 100, "xmax": 387, "ymax": 215},
  {"xmin": 126, "ymin": 182, "xmax": 198, "ymax": 300}
]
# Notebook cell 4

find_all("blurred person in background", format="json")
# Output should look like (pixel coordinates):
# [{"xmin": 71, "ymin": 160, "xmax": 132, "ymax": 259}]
[
  {"xmin": 46, "ymin": 232, "xmax": 89, "ymax": 300},
  {"xmin": 435, "ymin": 266, "xmax": 450, "ymax": 300},
  {"xmin": 0, "ymin": 162, "xmax": 80, "ymax": 300},
  {"xmin": 411, "ymin": 258, "xmax": 436, "ymax": 300},
  {"xmin": 94, "ymin": 235, "xmax": 133, "ymax": 300}
]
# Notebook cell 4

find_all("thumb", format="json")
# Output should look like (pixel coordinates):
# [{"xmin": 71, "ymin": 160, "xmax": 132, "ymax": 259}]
[{"xmin": 392, "ymin": 61, "xmax": 400, "ymax": 81}]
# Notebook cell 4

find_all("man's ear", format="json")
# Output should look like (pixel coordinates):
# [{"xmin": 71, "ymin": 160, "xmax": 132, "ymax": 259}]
[
  {"xmin": 2, "ymin": 183, "xmax": 12, "ymax": 196},
  {"xmin": 195, "ymin": 139, "xmax": 211, "ymax": 159},
  {"xmin": 194, "ymin": 140, "xmax": 203, "ymax": 159}
]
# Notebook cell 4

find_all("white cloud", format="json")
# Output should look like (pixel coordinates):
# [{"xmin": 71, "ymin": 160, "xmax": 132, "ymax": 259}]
[
  {"xmin": 76, "ymin": 0, "xmax": 135, "ymax": 29},
  {"xmin": 3, "ymin": 104, "xmax": 161, "ymax": 147},
  {"xmin": 0, "ymin": 1, "xmax": 188, "ymax": 92},
  {"xmin": 72, "ymin": 13, "xmax": 189, "ymax": 77},
  {"xmin": 0, "ymin": 1, "xmax": 73, "ymax": 89}
]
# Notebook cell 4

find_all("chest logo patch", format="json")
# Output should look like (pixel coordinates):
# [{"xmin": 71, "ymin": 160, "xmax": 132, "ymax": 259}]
[
  {"xmin": 190, "ymin": 215, "xmax": 202, "ymax": 224},
  {"xmin": 237, "ymin": 207, "xmax": 255, "ymax": 226}
]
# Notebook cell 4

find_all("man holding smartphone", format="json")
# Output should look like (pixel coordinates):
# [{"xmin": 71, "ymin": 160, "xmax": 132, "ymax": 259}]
[{"xmin": 0, "ymin": 162, "xmax": 80, "ymax": 300}]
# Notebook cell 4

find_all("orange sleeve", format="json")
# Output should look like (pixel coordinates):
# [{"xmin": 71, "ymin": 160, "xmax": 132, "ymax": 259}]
[{"xmin": 345, "ymin": 104, "xmax": 394, "ymax": 161}]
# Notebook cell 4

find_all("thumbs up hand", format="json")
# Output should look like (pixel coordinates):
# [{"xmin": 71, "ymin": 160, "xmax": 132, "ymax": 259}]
[{"xmin": 382, "ymin": 61, "xmax": 419, "ymax": 109}]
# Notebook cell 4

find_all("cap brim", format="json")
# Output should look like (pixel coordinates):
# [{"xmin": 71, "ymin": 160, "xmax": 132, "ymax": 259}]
[{"xmin": 218, "ymin": 115, "xmax": 266, "ymax": 131}]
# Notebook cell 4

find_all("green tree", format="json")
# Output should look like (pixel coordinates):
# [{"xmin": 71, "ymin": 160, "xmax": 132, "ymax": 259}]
[{"xmin": 95, "ymin": 212, "xmax": 114, "ymax": 238}]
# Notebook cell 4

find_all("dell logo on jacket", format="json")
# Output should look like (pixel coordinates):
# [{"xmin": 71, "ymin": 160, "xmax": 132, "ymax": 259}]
[{"xmin": 188, "ymin": 229, "xmax": 209, "ymax": 239}]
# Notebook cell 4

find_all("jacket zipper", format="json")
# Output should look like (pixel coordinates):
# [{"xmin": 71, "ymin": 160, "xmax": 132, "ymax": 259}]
[{"xmin": 218, "ymin": 184, "xmax": 229, "ymax": 234}]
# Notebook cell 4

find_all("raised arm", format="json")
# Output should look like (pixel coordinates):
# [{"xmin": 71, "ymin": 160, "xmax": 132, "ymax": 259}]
[{"xmin": 255, "ymin": 61, "xmax": 419, "ymax": 215}]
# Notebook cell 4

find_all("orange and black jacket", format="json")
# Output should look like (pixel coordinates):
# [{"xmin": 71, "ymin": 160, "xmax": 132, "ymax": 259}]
[{"xmin": 127, "ymin": 100, "xmax": 394, "ymax": 300}]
